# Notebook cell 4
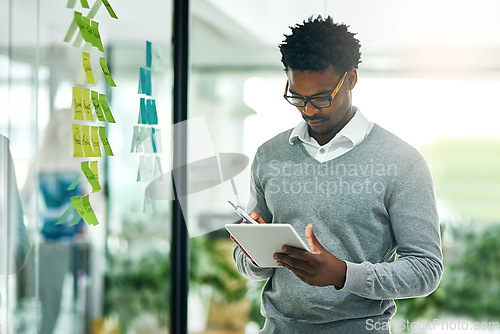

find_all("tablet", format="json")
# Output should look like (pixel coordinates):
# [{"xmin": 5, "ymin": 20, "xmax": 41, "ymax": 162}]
[{"xmin": 225, "ymin": 223, "xmax": 311, "ymax": 268}]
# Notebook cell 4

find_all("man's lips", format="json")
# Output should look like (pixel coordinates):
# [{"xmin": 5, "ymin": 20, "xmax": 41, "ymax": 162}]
[{"xmin": 306, "ymin": 118, "xmax": 326, "ymax": 126}]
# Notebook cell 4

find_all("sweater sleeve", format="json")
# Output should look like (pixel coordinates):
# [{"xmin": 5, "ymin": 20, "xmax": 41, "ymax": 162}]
[
  {"xmin": 232, "ymin": 151, "xmax": 274, "ymax": 281},
  {"xmin": 341, "ymin": 157, "xmax": 443, "ymax": 300}
]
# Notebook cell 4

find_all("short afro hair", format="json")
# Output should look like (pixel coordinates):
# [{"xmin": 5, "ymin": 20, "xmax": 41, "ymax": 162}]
[{"xmin": 279, "ymin": 16, "xmax": 361, "ymax": 74}]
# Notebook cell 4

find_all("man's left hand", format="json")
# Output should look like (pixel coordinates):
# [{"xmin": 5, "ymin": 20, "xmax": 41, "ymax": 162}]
[{"xmin": 273, "ymin": 224, "xmax": 347, "ymax": 288}]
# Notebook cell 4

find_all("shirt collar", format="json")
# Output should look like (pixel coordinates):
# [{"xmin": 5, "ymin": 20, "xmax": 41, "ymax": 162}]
[{"xmin": 288, "ymin": 106, "xmax": 371, "ymax": 147}]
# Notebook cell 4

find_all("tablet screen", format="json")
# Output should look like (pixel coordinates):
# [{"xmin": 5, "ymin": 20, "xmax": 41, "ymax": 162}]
[{"xmin": 226, "ymin": 223, "xmax": 311, "ymax": 267}]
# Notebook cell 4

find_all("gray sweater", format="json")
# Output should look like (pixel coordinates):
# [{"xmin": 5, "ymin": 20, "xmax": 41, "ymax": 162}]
[{"xmin": 233, "ymin": 124, "xmax": 443, "ymax": 333}]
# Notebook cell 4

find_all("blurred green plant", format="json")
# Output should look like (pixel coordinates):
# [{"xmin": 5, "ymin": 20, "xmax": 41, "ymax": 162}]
[
  {"xmin": 396, "ymin": 222, "xmax": 500, "ymax": 322},
  {"xmin": 103, "ymin": 236, "xmax": 248, "ymax": 332}
]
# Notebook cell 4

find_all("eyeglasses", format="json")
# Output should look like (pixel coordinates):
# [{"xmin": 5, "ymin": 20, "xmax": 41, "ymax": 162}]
[{"xmin": 283, "ymin": 71, "xmax": 348, "ymax": 109}]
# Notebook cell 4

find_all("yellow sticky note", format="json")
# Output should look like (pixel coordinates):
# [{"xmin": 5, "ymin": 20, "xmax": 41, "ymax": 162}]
[
  {"xmin": 99, "ymin": 57, "xmax": 116, "ymax": 87},
  {"xmin": 91, "ymin": 126, "xmax": 101, "ymax": 157},
  {"xmin": 82, "ymin": 125, "xmax": 94, "ymax": 157},
  {"xmin": 98, "ymin": 126, "xmax": 113, "ymax": 156},
  {"xmin": 82, "ymin": 88, "xmax": 93, "ymax": 121},
  {"xmin": 98, "ymin": 93, "xmax": 115, "ymax": 123},
  {"xmin": 82, "ymin": 52, "xmax": 95, "ymax": 85},
  {"xmin": 72, "ymin": 124, "xmax": 84, "ymax": 157},
  {"xmin": 73, "ymin": 86, "xmax": 84, "ymax": 120},
  {"xmin": 101, "ymin": 0, "xmax": 118, "ymax": 19}
]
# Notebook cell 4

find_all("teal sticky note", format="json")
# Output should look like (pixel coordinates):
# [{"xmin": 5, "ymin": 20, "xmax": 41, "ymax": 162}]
[
  {"xmin": 140, "ymin": 98, "xmax": 147, "ymax": 124},
  {"xmin": 146, "ymin": 41, "xmax": 152, "ymax": 68}
]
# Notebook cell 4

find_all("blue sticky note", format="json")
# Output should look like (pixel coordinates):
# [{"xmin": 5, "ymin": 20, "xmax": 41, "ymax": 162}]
[
  {"xmin": 147, "ymin": 99, "xmax": 158, "ymax": 125},
  {"xmin": 140, "ymin": 98, "xmax": 147, "ymax": 124},
  {"xmin": 146, "ymin": 41, "xmax": 152, "ymax": 68},
  {"xmin": 151, "ymin": 128, "xmax": 157, "ymax": 153}
]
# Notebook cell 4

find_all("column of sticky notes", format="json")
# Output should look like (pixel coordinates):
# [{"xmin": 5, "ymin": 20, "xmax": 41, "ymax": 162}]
[
  {"xmin": 130, "ymin": 41, "xmax": 163, "ymax": 212},
  {"xmin": 59, "ymin": 0, "xmax": 118, "ymax": 226}
]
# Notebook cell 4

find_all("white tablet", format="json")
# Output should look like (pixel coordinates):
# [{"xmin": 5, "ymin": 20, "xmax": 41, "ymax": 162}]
[{"xmin": 225, "ymin": 223, "xmax": 311, "ymax": 268}]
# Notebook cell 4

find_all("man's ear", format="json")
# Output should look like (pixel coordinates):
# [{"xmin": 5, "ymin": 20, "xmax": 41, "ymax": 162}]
[{"xmin": 347, "ymin": 69, "xmax": 358, "ymax": 90}]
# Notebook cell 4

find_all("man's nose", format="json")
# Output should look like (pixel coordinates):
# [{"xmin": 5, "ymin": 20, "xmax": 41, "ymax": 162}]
[{"xmin": 303, "ymin": 101, "xmax": 319, "ymax": 117}]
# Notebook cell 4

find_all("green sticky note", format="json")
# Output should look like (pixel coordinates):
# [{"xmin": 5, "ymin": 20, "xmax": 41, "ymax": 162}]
[
  {"xmin": 72, "ymin": 196, "xmax": 99, "ymax": 226},
  {"xmin": 99, "ymin": 57, "xmax": 116, "ymax": 87},
  {"xmin": 72, "ymin": 124, "xmax": 84, "ymax": 157},
  {"xmin": 82, "ymin": 52, "xmax": 95, "ymax": 85},
  {"xmin": 71, "ymin": 196, "xmax": 87, "ymax": 219},
  {"xmin": 67, "ymin": 173, "xmax": 82, "ymax": 191},
  {"xmin": 81, "ymin": 161, "xmax": 101, "ymax": 192},
  {"xmin": 73, "ymin": 86, "xmax": 84, "ymax": 120},
  {"xmin": 81, "ymin": 195, "xmax": 99, "ymax": 226},
  {"xmin": 67, "ymin": 0, "xmax": 77, "ymax": 8},
  {"xmin": 80, "ymin": 0, "xmax": 90, "ymax": 9},
  {"xmin": 55, "ymin": 205, "xmax": 75, "ymax": 225},
  {"xmin": 102, "ymin": 0, "xmax": 118, "ymax": 19},
  {"xmin": 91, "ymin": 20, "xmax": 105, "ymax": 53},
  {"xmin": 91, "ymin": 90, "xmax": 106, "ymax": 121},
  {"xmin": 98, "ymin": 126, "xmax": 113, "ymax": 156},
  {"xmin": 98, "ymin": 93, "xmax": 115, "ymax": 123}
]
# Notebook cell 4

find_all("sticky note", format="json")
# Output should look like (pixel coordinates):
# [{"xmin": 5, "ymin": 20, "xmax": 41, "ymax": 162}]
[
  {"xmin": 67, "ymin": 0, "xmax": 77, "ymax": 8},
  {"xmin": 82, "ymin": 88, "xmax": 94, "ymax": 121},
  {"xmin": 138, "ymin": 67, "xmax": 152, "ymax": 96},
  {"xmin": 139, "ymin": 98, "xmax": 147, "ymax": 124},
  {"xmin": 82, "ymin": 52, "xmax": 95, "ymax": 85},
  {"xmin": 151, "ymin": 128, "xmax": 157, "ymax": 153},
  {"xmin": 67, "ymin": 173, "xmax": 82, "ymax": 191},
  {"xmin": 91, "ymin": 91, "xmax": 106, "ymax": 122},
  {"xmin": 98, "ymin": 93, "xmax": 115, "ymax": 123},
  {"xmin": 147, "ymin": 99, "xmax": 158, "ymax": 124},
  {"xmin": 80, "ymin": 0, "xmax": 90, "ymax": 9},
  {"xmin": 81, "ymin": 161, "xmax": 101, "ymax": 192},
  {"xmin": 72, "ymin": 124, "xmax": 84, "ymax": 157},
  {"xmin": 55, "ymin": 204, "xmax": 74, "ymax": 225},
  {"xmin": 91, "ymin": 20, "xmax": 105, "ymax": 52},
  {"xmin": 101, "ymin": 0, "xmax": 118, "ymax": 19},
  {"xmin": 74, "ymin": 12, "xmax": 90, "ymax": 43},
  {"xmin": 91, "ymin": 126, "xmax": 101, "ymax": 157},
  {"xmin": 69, "ymin": 211, "xmax": 82, "ymax": 226},
  {"xmin": 73, "ymin": 86, "xmax": 84, "ymax": 120},
  {"xmin": 99, "ymin": 126, "xmax": 113, "ymax": 156},
  {"xmin": 87, "ymin": 0, "xmax": 103, "ymax": 19},
  {"xmin": 82, "ymin": 125, "xmax": 95, "ymax": 157},
  {"xmin": 146, "ymin": 41, "xmax": 152, "ymax": 68},
  {"xmin": 130, "ymin": 126, "xmax": 149, "ymax": 153},
  {"xmin": 81, "ymin": 195, "xmax": 99, "ymax": 226},
  {"xmin": 152, "ymin": 128, "xmax": 162, "ymax": 153},
  {"xmin": 64, "ymin": 19, "xmax": 78, "ymax": 43},
  {"xmin": 72, "ymin": 196, "xmax": 99, "ymax": 226},
  {"xmin": 71, "ymin": 197, "xmax": 86, "ymax": 220},
  {"xmin": 99, "ymin": 57, "xmax": 116, "ymax": 87}
]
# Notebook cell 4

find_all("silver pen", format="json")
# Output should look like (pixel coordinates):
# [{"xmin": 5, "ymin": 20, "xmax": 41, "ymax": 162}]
[{"xmin": 228, "ymin": 200, "xmax": 259, "ymax": 224}]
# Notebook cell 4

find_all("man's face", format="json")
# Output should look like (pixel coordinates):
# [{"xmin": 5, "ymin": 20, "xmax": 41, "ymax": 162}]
[{"xmin": 286, "ymin": 65, "xmax": 356, "ymax": 143}]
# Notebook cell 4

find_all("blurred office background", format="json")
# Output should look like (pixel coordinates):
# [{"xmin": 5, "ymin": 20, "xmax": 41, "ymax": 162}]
[{"xmin": 1, "ymin": 0, "xmax": 500, "ymax": 333}]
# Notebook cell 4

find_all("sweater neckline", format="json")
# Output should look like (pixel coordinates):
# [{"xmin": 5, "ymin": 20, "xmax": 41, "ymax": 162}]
[{"xmin": 292, "ymin": 124, "xmax": 380, "ymax": 165}]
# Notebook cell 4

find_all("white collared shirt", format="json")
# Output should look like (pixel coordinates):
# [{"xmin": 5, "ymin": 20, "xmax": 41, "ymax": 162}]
[{"xmin": 288, "ymin": 107, "xmax": 374, "ymax": 163}]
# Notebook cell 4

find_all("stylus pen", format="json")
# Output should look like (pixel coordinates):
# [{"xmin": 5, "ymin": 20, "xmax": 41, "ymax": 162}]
[{"xmin": 228, "ymin": 200, "xmax": 259, "ymax": 224}]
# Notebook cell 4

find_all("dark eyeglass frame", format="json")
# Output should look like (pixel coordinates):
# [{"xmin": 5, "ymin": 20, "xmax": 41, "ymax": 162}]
[{"xmin": 283, "ymin": 71, "xmax": 348, "ymax": 109}]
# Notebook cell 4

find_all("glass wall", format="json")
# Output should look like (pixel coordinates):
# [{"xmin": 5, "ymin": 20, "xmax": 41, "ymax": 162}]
[{"xmin": 1, "ymin": 0, "xmax": 500, "ymax": 333}]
